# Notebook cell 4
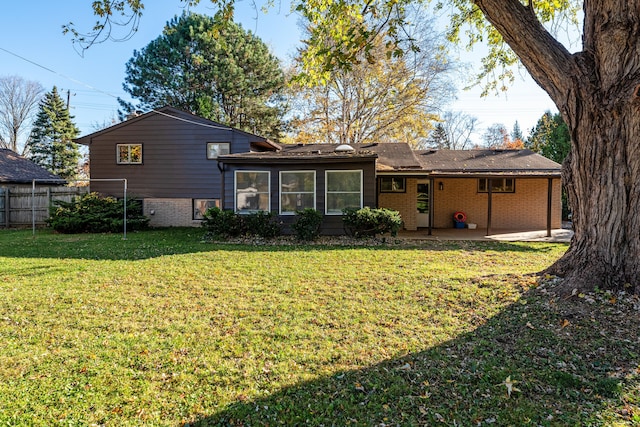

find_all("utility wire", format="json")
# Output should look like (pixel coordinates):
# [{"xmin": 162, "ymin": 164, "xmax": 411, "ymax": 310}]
[{"xmin": 0, "ymin": 46, "xmax": 233, "ymax": 131}]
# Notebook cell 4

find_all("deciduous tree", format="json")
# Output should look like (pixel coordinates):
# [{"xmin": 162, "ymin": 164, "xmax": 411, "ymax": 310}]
[
  {"xmin": 0, "ymin": 76, "xmax": 44, "ymax": 155},
  {"xmin": 27, "ymin": 87, "xmax": 80, "ymax": 180},
  {"xmin": 426, "ymin": 111, "xmax": 477, "ymax": 150},
  {"xmin": 288, "ymin": 12, "xmax": 454, "ymax": 147}
]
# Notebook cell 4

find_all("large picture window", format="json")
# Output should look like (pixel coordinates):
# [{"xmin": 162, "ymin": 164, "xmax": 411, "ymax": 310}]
[
  {"xmin": 235, "ymin": 171, "xmax": 270, "ymax": 212},
  {"xmin": 325, "ymin": 170, "xmax": 363, "ymax": 215},
  {"xmin": 478, "ymin": 178, "xmax": 515, "ymax": 193},
  {"xmin": 117, "ymin": 144, "xmax": 142, "ymax": 164},
  {"xmin": 280, "ymin": 171, "xmax": 316, "ymax": 214}
]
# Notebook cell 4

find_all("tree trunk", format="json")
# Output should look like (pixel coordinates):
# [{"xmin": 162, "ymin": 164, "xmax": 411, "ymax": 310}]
[
  {"xmin": 547, "ymin": 106, "xmax": 640, "ymax": 295},
  {"xmin": 474, "ymin": 0, "xmax": 640, "ymax": 294}
]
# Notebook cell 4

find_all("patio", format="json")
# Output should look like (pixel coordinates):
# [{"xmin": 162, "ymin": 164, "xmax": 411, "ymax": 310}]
[{"xmin": 397, "ymin": 227, "xmax": 573, "ymax": 243}]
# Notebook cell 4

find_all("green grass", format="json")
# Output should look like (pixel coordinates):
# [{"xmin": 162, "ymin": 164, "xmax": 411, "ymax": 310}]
[{"xmin": 0, "ymin": 228, "xmax": 638, "ymax": 426}]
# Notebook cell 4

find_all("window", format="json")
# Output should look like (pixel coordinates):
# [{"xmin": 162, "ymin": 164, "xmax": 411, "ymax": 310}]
[
  {"xmin": 478, "ymin": 178, "xmax": 515, "ymax": 193},
  {"xmin": 326, "ymin": 170, "xmax": 363, "ymax": 215},
  {"xmin": 207, "ymin": 142, "xmax": 230, "ymax": 159},
  {"xmin": 117, "ymin": 144, "xmax": 142, "ymax": 164},
  {"xmin": 280, "ymin": 171, "xmax": 316, "ymax": 214},
  {"xmin": 380, "ymin": 177, "xmax": 406, "ymax": 193},
  {"xmin": 235, "ymin": 171, "xmax": 270, "ymax": 212},
  {"xmin": 193, "ymin": 199, "xmax": 220, "ymax": 220}
]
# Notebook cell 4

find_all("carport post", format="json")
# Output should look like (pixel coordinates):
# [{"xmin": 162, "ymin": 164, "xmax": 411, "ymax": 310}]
[
  {"xmin": 428, "ymin": 177, "xmax": 434, "ymax": 236},
  {"xmin": 486, "ymin": 181, "xmax": 493, "ymax": 236},
  {"xmin": 546, "ymin": 178, "xmax": 553, "ymax": 237}
]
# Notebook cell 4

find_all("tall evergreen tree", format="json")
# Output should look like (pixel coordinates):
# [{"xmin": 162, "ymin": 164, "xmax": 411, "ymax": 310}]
[
  {"xmin": 511, "ymin": 121, "xmax": 523, "ymax": 142},
  {"xmin": 121, "ymin": 12, "xmax": 287, "ymax": 140},
  {"xmin": 526, "ymin": 111, "xmax": 570, "ymax": 165},
  {"xmin": 425, "ymin": 123, "xmax": 449, "ymax": 149},
  {"xmin": 28, "ymin": 86, "xmax": 80, "ymax": 180}
]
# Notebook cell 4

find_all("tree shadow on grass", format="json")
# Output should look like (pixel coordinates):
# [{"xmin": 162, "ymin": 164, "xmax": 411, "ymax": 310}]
[
  {"xmin": 0, "ymin": 228, "xmax": 566, "ymax": 261},
  {"xmin": 193, "ymin": 287, "xmax": 639, "ymax": 426}
]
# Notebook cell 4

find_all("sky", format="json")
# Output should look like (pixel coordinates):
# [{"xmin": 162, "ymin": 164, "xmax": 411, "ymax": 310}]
[{"xmin": 0, "ymin": 1, "xmax": 559, "ymax": 144}]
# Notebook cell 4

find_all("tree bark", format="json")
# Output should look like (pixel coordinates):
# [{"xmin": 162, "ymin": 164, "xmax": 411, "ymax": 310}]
[{"xmin": 475, "ymin": 0, "xmax": 640, "ymax": 294}]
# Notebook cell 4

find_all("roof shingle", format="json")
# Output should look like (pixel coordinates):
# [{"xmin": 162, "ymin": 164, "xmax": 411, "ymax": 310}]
[{"xmin": 0, "ymin": 149, "xmax": 63, "ymax": 184}]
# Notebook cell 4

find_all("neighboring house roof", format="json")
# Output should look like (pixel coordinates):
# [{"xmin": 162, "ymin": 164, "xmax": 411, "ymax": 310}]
[
  {"xmin": 0, "ymin": 149, "xmax": 64, "ymax": 184},
  {"xmin": 415, "ymin": 149, "xmax": 561, "ymax": 177},
  {"xmin": 75, "ymin": 106, "xmax": 279, "ymax": 150}
]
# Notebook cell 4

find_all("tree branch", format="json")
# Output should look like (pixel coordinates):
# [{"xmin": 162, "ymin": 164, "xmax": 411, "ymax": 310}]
[{"xmin": 473, "ymin": 0, "xmax": 579, "ymax": 105}]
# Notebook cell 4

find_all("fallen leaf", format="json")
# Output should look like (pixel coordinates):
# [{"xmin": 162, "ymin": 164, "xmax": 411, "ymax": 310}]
[
  {"xmin": 354, "ymin": 382, "xmax": 365, "ymax": 392},
  {"xmin": 561, "ymin": 319, "xmax": 571, "ymax": 328},
  {"xmin": 526, "ymin": 322, "xmax": 535, "ymax": 329},
  {"xmin": 501, "ymin": 376, "xmax": 521, "ymax": 397}
]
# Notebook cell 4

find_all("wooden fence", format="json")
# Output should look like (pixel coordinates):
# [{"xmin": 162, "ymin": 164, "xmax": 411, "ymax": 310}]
[{"xmin": 0, "ymin": 186, "xmax": 89, "ymax": 228}]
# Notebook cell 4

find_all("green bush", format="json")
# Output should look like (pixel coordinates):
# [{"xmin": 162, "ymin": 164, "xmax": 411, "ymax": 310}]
[
  {"xmin": 202, "ymin": 208, "xmax": 281, "ymax": 239},
  {"xmin": 47, "ymin": 192, "xmax": 149, "ymax": 234},
  {"xmin": 201, "ymin": 207, "xmax": 245, "ymax": 238},
  {"xmin": 342, "ymin": 207, "xmax": 402, "ymax": 238},
  {"xmin": 243, "ymin": 211, "xmax": 281, "ymax": 238},
  {"xmin": 291, "ymin": 208, "xmax": 323, "ymax": 241}
]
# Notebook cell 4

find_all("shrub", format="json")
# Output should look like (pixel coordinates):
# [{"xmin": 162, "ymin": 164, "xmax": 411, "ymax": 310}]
[
  {"xmin": 201, "ymin": 207, "xmax": 245, "ymax": 238},
  {"xmin": 291, "ymin": 208, "xmax": 323, "ymax": 241},
  {"xmin": 243, "ymin": 211, "xmax": 281, "ymax": 238},
  {"xmin": 47, "ymin": 192, "xmax": 149, "ymax": 233},
  {"xmin": 202, "ymin": 208, "xmax": 281, "ymax": 239},
  {"xmin": 342, "ymin": 207, "xmax": 403, "ymax": 237}
]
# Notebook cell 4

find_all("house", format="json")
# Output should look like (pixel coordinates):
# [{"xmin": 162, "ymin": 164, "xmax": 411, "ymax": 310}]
[
  {"xmin": 75, "ymin": 106, "xmax": 278, "ymax": 227},
  {"xmin": 0, "ymin": 148, "xmax": 63, "ymax": 187},
  {"xmin": 77, "ymin": 107, "xmax": 562, "ymax": 234},
  {"xmin": 0, "ymin": 148, "xmax": 66, "ymax": 227},
  {"xmin": 219, "ymin": 143, "xmax": 562, "ymax": 235}
]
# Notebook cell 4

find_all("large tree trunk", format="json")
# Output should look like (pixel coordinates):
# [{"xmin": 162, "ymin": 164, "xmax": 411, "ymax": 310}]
[{"xmin": 474, "ymin": 0, "xmax": 640, "ymax": 294}]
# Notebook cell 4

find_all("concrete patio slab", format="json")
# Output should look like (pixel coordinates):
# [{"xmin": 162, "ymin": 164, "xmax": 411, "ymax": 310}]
[{"xmin": 397, "ymin": 228, "xmax": 573, "ymax": 243}]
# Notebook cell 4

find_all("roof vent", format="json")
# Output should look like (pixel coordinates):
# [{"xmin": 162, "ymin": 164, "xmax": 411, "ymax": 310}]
[{"xmin": 335, "ymin": 144, "xmax": 355, "ymax": 153}]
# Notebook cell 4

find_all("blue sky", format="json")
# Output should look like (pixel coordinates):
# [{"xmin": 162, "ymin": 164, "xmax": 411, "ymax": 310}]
[{"xmin": 0, "ymin": 1, "xmax": 557, "ymax": 142}]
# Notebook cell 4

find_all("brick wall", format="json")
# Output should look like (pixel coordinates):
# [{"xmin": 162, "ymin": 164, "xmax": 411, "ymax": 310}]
[
  {"xmin": 378, "ymin": 177, "xmax": 562, "ymax": 231},
  {"xmin": 143, "ymin": 198, "xmax": 202, "ymax": 227},
  {"xmin": 378, "ymin": 178, "xmax": 419, "ymax": 230},
  {"xmin": 433, "ymin": 178, "xmax": 561, "ymax": 229}
]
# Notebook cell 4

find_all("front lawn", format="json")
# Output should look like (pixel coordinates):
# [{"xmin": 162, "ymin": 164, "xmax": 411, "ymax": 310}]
[{"xmin": 0, "ymin": 228, "xmax": 638, "ymax": 425}]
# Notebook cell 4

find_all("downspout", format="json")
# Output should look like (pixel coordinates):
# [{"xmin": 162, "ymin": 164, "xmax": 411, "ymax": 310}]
[{"xmin": 217, "ymin": 161, "xmax": 225, "ymax": 210}]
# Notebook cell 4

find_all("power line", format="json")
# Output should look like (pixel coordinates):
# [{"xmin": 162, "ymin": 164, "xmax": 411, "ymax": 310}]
[{"xmin": 0, "ymin": 45, "xmax": 233, "ymax": 131}]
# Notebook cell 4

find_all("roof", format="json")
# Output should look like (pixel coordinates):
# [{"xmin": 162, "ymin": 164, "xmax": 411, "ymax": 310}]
[
  {"xmin": 0, "ymin": 149, "xmax": 64, "ymax": 184},
  {"xmin": 220, "ymin": 143, "xmax": 560, "ymax": 176},
  {"xmin": 414, "ymin": 149, "xmax": 561, "ymax": 177},
  {"xmin": 74, "ymin": 106, "xmax": 279, "ymax": 150},
  {"xmin": 219, "ymin": 143, "xmax": 379, "ymax": 164}
]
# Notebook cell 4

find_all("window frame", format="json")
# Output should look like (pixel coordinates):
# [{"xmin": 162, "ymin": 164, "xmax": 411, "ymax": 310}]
[
  {"xmin": 206, "ymin": 142, "xmax": 230, "ymax": 159},
  {"xmin": 279, "ymin": 170, "xmax": 316, "ymax": 215},
  {"xmin": 116, "ymin": 143, "xmax": 142, "ymax": 164},
  {"xmin": 325, "ymin": 169, "xmax": 363, "ymax": 215},
  {"xmin": 478, "ymin": 178, "xmax": 515, "ymax": 193},
  {"xmin": 379, "ymin": 177, "xmax": 406, "ymax": 193},
  {"xmin": 234, "ymin": 170, "xmax": 271, "ymax": 213}
]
